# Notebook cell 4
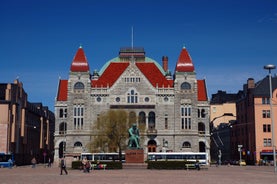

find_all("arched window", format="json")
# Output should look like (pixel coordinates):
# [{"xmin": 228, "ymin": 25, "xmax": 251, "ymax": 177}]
[
  {"xmin": 148, "ymin": 111, "xmax": 155, "ymax": 129},
  {"xmin": 74, "ymin": 82, "xmax": 84, "ymax": 90},
  {"xmin": 138, "ymin": 111, "xmax": 146, "ymax": 125},
  {"xmin": 182, "ymin": 141, "xmax": 191, "ymax": 148},
  {"xmin": 74, "ymin": 141, "xmax": 82, "ymax": 147},
  {"xmin": 181, "ymin": 82, "xmax": 191, "ymax": 90}
]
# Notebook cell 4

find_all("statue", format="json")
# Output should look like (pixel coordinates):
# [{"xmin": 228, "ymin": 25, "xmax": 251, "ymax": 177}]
[{"xmin": 128, "ymin": 124, "xmax": 140, "ymax": 148}]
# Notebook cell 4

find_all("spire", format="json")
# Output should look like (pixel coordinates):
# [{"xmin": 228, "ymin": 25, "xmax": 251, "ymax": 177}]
[
  {"xmin": 175, "ymin": 46, "xmax": 194, "ymax": 72},
  {"xmin": 70, "ymin": 46, "xmax": 90, "ymax": 72}
]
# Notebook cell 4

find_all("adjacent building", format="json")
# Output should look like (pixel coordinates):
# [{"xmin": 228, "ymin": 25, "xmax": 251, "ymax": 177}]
[
  {"xmin": 0, "ymin": 79, "xmax": 55, "ymax": 165},
  {"xmin": 54, "ymin": 46, "xmax": 210, "ymax": 163},
  {"xmin": 210, "ymin": 90, "xmax": 240, "ymax": 163},
  {"xmin": 231, "ymin": 77, "xmax": 277, "ymax": 164}
]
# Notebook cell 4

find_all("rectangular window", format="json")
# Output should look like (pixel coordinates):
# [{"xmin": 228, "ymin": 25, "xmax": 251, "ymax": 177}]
[
  {"xmin": 263, "ymin": 138, "xmax": 272, "ymax": 147},
  {"xmin": 263, "ymin": 124, "xmax": 271, "ymax": 132},
  {"xmin": 262, "ymin": 97, "xmax": 270, "ymax": 104},
  {"xmin": 262, "ymin": 110, "xmax": 270, "ymax": 118},
  {"xmin": 263, "ymin": 124, "xmax": 267, "ymax": 132},
  {"xmin": 267, "ymin": 124, "xmax": 271, "ymax": 132}
]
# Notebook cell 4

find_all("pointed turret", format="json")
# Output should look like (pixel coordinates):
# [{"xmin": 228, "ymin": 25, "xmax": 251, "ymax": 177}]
[
  {"xmin": 70, "ymin": 46, "xmax": 90, "ymax": 72},
  {"xmin": 175, "ymin": 46, "xmax": 195, "ymax": 72}
]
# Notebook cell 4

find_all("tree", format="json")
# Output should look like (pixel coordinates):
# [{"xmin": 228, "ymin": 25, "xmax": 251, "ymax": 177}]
[{"xmin": 88, "ymin": 109, "xmax": 131, "ymax": 161}]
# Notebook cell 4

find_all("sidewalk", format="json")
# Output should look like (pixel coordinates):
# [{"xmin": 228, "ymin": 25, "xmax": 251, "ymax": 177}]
[{"xmin": 0, "ymin": 165, "xmax": 276, "ymax": 184}]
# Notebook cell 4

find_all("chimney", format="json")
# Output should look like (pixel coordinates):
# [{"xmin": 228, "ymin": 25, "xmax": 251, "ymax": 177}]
[
  {"xmin": 162, "ymin": 56, "xmax": 168, "ymax": 72},
  {"xmin": 247, "ymin": 78, "xmax": 255, "ymax": 89}
]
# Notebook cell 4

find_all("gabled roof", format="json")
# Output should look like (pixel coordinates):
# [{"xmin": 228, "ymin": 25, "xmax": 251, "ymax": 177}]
[
  {"xmin": 91, "ymin": 61, "xmax": 173, "ymax": 88},
  {"xmin": 92, "ymin": 62, "xmax": 129, "ymax": 87},
  {"xmin": 197, "ymin": 80, "xmax": 208, "ymax": 101},
  {"xmin": 136, "ymin": 62, "xmax": 173, "ymax": 88},
  {"xmin": 57, "ymin": 80, "xmax": 68, "ymax": 101},
  {"xmin": 70, "ymin": 46, "xmax": 90, "ymax": 72},
  {"xmin": 175, "ymin": 47, "xmax": 195, "ymax": 72}
]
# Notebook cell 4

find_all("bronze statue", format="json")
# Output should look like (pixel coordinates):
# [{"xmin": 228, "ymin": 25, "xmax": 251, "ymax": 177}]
[{"xmin": 128, "ymin": 124, "xmax": 140, "ymax": 148}]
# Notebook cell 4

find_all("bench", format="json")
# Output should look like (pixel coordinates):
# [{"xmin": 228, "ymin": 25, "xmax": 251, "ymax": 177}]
[
  {"xmin": 91, "ymin": 164, "xmax": 107, "ymax": 170},
  {"xmin": 185, "ymin": 163, "xmax": 196, "ymax": 170}
]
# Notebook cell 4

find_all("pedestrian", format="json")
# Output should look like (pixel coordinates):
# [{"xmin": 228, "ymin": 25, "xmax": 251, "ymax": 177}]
[
  {"xmin": 8, "ymin": 158, "xmax": 13, "ymax": 169},
  {"xmin": 195, "ymin": 160, "xmax": 200, "ymax": 171},
  {"xmin": 31, "ymin": 157, "xmax": 36, "ymax": 168},
  {"xmin": 48, "ymin": 158, "xmax": 51, "ymax": 167},
  {"xmin": 85, "ymin": 161, "xmax": 91, "ymax": 173},
  {"xmin": 82, "ymin": 157, "xmax": 88, "ymax": 173},
  {"xmin": 60, "ymin": 157, "xmax": 68, "ymax": 175}
]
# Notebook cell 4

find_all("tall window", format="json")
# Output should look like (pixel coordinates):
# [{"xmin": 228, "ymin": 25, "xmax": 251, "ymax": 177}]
[
  {"xmin": 165, "ymin": 116, "xmax": 168, "ymax": 129},
  {"xmin": 59, "ymin": 108, "xmax": 67, "ymax": 118},
  {"xmin": 148, "ymin": 112, "xmax": 156, "ymax": 129},
  {"xmin": 127, "ymin": 89, "xmax": 138, "ymax": 103},
  {"xmin": 74, "ymin": 104, "xmax": 84, "ymax": 130},
  {"xmin": 181, "ymin": 105, "xmax": 191, "ymax": 129}
]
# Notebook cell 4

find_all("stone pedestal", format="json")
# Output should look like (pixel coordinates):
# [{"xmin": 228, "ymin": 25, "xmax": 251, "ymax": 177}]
[{"xmin": 125, "ymin": 149, "xmax": 144, "ymax": 163}]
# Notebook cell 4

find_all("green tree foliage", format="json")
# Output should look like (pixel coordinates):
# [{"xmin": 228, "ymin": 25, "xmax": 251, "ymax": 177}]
[{"xmin": 89, "ymin": 110, "xmax": 132, "ymax": 161}]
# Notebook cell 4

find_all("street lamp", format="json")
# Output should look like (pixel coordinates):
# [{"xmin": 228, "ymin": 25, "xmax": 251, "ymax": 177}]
[{"xmin": 264, "ymin": 64, "xmax": 276, "ymax": 173}]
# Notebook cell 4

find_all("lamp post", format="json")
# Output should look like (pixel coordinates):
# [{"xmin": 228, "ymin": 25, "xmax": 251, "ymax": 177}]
[{"xmin": 264, "ymin": 64, "xmax": 276, "ymax": 172}]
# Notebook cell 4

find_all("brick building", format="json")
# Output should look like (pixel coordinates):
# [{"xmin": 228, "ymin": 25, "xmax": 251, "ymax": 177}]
[
  {"xmin": 231, "ymin": 77, "xmax": 277, "ymax": 164},
  {"xmin": 0, "ymin": 79, "xmax": 55, "ymax": 165}
]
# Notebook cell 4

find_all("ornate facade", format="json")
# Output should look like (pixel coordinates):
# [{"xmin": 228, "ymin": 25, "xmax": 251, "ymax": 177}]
[{"xmin": 54, "ymin": 46, "xmax": 210, "ymax": 163}]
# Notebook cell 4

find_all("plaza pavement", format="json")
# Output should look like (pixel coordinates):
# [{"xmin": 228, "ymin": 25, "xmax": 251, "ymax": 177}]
[{"xmin": 0, "ymin": 164, "xmax": 276, "ymax": 184}]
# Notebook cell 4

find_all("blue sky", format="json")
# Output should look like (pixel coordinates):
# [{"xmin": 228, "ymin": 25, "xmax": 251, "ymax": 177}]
[{"xmin": 1, "ymin": 0, "xmax": 277, "ymax": 111}]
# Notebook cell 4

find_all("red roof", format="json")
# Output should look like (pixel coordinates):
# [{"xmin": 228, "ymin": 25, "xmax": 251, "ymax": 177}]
[
  {"xmin": 197, "ymin": 80, "xmax": 208, "ymax": 101},
  {"xmin": 57, "ymin": 80, "xmax": 68, "ymax": 101},
  {"xmin": 136, "ymin": 62, "xmax": 173, "ymax": 88},
  {"xmin": 70, "ymin": 47, "xmax": 90, "ymax": 72},
  {"xmin": 92, "ymin": 62, "xmax": 129, "ymax": 87},
  {"xmin": 175, "ymin": 47, "xmax": 195, "ymax": 72},
  {"xmin": 91, "ymin": 62, "xmax": 173, "ymax": 88}
]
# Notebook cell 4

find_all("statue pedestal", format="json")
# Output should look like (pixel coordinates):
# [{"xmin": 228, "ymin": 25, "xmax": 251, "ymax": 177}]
[{"xmin": 125, "ymin": 149, "xmax": 144, "ymax": 163}]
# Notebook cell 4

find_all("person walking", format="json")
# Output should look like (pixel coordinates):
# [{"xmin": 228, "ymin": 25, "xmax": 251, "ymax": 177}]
[
  {"xmin": 48, "ymin": 158, "xmax": 51, "ymax": 167},
  {"xmin": 60, "ymin": 157, "xmax": 68, "ymax": 175},
  {"xmin": 31, "ymin": 157, "xmax": 36, "ymax": 168}
]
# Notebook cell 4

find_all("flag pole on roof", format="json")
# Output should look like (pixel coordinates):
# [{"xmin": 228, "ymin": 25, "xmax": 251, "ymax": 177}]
[{"xmin": 131, "ymin": 26, "xmax": 134, "ymax": 49}]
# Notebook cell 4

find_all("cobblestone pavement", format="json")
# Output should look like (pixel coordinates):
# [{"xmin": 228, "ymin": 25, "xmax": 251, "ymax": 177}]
[{"xmin": 0, "ymin": 165, "xmax": 276, "ymax": 184}]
